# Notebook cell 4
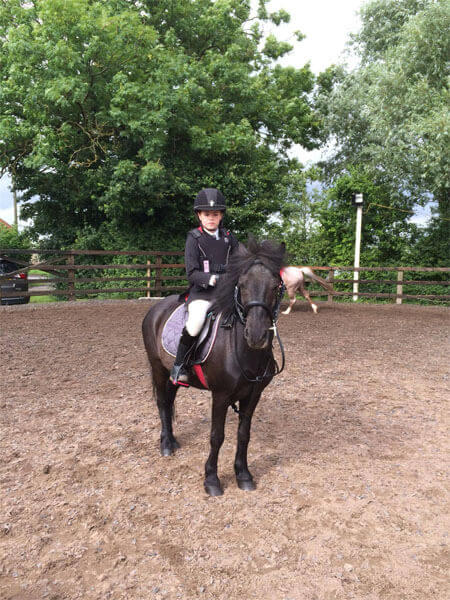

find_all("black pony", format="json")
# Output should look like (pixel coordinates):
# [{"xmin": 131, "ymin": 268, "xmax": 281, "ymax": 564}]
[{"xmin": 142, "ymin": 238, "xmax": 286, "ymax": 496}]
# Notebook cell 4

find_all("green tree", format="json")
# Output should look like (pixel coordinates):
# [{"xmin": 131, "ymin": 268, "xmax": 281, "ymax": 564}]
[
  {"xmin": 263, "ymin": 167, "xmax": 324, "ymax": 265},
  {"xmin": 0, "ymin": 0, "xmax": 320, "ymax": 250},
  {"xmin": 319, "ymin": 0, "xmax": 449, "ymax": 263},
  {"xmin": 0, "ymin": 223, "xmax": 31, "ymax": 262},
  {"xmin": 312, "ymin": 170, "xmax": 420, "ymax": 266},
  {"xmin": 351, "ymin": 0, "xmax": 430, "ymax": 63}
]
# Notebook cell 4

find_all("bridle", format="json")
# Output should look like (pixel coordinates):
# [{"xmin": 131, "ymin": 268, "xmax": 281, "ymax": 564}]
[
  {"xmin": 233, "ymin": 279, "xmax": 285, "ymax": 325},
  {"xmin": 231, "ymin": 274, "xmax": 286, "ymax": 390}
]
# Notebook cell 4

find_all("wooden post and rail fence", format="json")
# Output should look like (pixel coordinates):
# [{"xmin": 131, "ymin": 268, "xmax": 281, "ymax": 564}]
[{"xmin": 1, "ymin": 248, "xmax": 449, "ymax": 305}]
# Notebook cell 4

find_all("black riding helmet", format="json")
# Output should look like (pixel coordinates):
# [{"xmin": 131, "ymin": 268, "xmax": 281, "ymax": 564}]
[{"xmin": 194, "ymin": 188, "xmax": 226, "ymax": 212}]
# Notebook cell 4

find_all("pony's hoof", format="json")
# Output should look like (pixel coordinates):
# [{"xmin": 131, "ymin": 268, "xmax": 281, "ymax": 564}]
[
  {"xmin": 237, "ymin": 479, "xmax": 256, "ymax": 491},
  {"xmin": 160, "ymin": 439, "xmax": 180, "ymax": 456},
  {"xmin": 204, "ymin": 483, "xmax": 224, "ymax": 497}
]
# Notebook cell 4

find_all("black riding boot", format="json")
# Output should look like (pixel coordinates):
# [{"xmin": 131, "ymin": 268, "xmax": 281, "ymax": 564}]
[{"xmin": 170, "ymin": 327, "xmax": 197, "ymax": 386}]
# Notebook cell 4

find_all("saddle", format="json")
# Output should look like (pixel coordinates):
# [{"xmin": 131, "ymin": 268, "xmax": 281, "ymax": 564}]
[{"xmin": 161, "ymin": 304, "xmax": 222, "ymax": 364}]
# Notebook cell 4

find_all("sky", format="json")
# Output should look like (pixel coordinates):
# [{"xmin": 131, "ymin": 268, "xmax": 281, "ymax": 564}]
[
  {"xmin": 259, "ymin": 0, "xmax": 363, "ymax": 73},
  {"xmin": 0, "ymin": 0, "xmax": 367, "ymax": 229},
  {"xmin": 259, "ymin": 0, "xmax": 364, "ymax": 165}
]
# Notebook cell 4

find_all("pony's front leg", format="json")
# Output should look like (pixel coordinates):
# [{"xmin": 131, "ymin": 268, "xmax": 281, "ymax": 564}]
[
  {"xmin": 204, "ymin": 393, "xmax": 229, "ymax": 496},
  {"xmin": 234, "ymin": 390, "xmax": 261, "ymax": 491},
  {"xmin": 154, "ymin": 374, "xmax": 180, "ymax": 456}
]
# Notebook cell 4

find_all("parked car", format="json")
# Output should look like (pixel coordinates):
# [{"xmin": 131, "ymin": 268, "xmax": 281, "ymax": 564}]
[{"xmin": 0, "ymin": 258, "xmax": 29, "ymax": 305}]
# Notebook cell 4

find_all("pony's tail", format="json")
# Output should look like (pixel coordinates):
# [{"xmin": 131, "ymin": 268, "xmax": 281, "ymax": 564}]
[{"xmin": 302, "ymin": 268, "xmax": 334, "ymax": 293}]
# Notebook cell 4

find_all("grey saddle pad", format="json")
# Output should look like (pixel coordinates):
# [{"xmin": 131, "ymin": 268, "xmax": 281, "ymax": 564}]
[{"xmin": 161, "ymin": 304, "xmax": 221, "ymax": 364}]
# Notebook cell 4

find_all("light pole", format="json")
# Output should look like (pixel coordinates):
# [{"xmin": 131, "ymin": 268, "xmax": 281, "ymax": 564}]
[
  {"xmin": 12, "ymin": 188, "xmax": 18, "ymax": 228},
  {"xmin": 352, "ymin": 193, "xmax": 364, "ymax": 301},
  {"xmin": 10, "ymin": 169, "xmax": 18, "ymax": 228}
]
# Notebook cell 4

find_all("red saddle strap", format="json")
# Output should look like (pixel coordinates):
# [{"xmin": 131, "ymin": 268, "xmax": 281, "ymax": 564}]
[{"xmin": 193, "ymin": 364, "xmax": 209, "ymax": 389}]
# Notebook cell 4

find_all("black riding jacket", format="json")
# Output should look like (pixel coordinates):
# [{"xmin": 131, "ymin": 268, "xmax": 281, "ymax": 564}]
[{"xmin": 185, "ymin": 226, "xmax": 239, "ymax": 302}]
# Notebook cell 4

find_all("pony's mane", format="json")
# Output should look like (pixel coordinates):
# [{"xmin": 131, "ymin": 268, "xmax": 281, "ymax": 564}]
[{"xmin": 212, "ymin": 237, "xmax": 286, "ymax": 319}]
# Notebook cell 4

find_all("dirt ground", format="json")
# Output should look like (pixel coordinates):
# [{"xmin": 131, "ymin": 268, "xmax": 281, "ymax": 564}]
[{"xmin": 1, "ymin": 299, "xmax": 449, "ymax": 600}]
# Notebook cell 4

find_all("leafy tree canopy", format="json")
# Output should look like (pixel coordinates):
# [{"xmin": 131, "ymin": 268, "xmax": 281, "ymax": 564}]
[
  {"xmin": 316, "ymin": 0, "xmax": 449, "ymax": 264},
  {"xmin": 322, "ymin": 0, "xmax": 449, "ymax": 201},
  {"xmin": 312, "ymin": 170, "xmax": 421, "ymax": 266},
  {"xmin": 0, "ymin": 0, "xmax": 320, "ymax": 249},
  {"xmin": 351, "ymin": 0, "xmax": 431, "ymax": 63}
]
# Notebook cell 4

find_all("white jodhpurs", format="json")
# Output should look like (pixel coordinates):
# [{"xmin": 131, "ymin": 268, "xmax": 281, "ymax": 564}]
[{"xmin": 185, "ymin": 300, "xmax": 212, "ymax": 336}]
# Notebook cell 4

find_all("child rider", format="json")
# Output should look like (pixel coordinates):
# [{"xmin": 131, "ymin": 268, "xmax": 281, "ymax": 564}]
[{"xmin": 170, "ymin": 188, "xmax": 239, "ymax": 385}]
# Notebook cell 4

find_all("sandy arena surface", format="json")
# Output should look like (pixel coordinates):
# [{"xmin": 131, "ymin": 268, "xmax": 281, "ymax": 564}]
[{"xmin": 1, "ymin": 299, "xmax": 449, "ymax": 600}]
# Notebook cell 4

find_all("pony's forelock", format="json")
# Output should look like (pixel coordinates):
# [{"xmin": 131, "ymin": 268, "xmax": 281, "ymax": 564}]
[{"xmin": 212, "ymin": 237, "xmax": 285, "ymax": 319}]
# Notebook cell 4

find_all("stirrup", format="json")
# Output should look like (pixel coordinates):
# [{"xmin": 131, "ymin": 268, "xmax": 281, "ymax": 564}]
[{"xmin": 170, "ymin": 364, "xmax": 190, "ymax": 387}]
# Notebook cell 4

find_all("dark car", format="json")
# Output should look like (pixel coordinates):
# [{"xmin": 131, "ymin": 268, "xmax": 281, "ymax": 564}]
[{"xmin": 0, "ymin": 258, "xmax": 29, "ymax": 305}]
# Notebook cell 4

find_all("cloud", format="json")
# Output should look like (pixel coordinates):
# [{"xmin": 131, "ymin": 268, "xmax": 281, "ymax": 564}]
[
  {"xmin": 0, "ymin": 174, "xmax": 33, "ymax": 229},
  {"xmin": 261, "ymin": 0, "xmax": 363, "ymax": 73},
  {"xmin": 0, "ymin": 175, "xmax": 14, "ymax": 226},
  {"xmin": 0, "ymin": 174, "xmax": 13, "ymax": 210}
]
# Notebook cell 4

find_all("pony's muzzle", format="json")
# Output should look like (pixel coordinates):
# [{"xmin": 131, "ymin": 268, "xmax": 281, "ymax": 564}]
[
  {"xmin": 244, "ymin": 323, "xmax": 270, "ymax": 350},
  {"xmin": 243, "ymin": 303, "xmax": 273, "ymax": 349}
]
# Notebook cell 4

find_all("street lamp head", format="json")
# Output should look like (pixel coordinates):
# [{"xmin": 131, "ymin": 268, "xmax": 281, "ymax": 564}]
[{"xmin": 351, "ymin": 192, "xmax": 364, "ymax": 206}]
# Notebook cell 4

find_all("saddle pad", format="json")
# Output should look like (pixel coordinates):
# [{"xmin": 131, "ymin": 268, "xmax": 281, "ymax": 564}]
[{"xmin": 161, "ymin": 304, "xmax": 221, "ymax": 364}]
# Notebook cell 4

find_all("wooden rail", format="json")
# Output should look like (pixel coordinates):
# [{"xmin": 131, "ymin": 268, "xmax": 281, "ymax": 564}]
[
  {"xmin": 0, "ymin": 249, "xmax": 184, "ymax": 301},
  {"xmin": 1, "ymin": 249, "xmax": 449, "ymax": 304},
  {"xmin": 304, "ymin": 266, "xmax": 450, "ymax": 304}
]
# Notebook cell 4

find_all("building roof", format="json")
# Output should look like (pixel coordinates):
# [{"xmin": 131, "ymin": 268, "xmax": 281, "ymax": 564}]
[{"xmin": 0, "ymin": 218, "xmax": 12, "ymax": 229}]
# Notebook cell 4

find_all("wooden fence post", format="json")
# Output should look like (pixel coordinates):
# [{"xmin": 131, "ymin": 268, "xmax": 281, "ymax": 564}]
[
  {"xmin": 155, "ymin": 255, "xmax": 162, "ymax": 295},
  {"xmin": 396, "ymin": 270, "xmax": 404, "ymax": 305},
  {"xmin": 146, "ymin": 260, "xmax": 151, "ymax": 298},
  {"xmin": 67, "ymin": 254, "xmax": 75, "ymax": 301},
  {"xmin": 327, "ymin": 268, "xmax": 334, "ymax": 304}
]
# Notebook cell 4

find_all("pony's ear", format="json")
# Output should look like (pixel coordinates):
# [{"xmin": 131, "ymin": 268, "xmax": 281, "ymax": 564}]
[
  {"xmin": 260, "ymin": 239, "xmax": 285, "ymax": 254},
  {"xmin": 246, "ymin": 234, "xmax": 258, "ymax": 255},
  {"xmin": 235, "ymin": 241, "xmax": 246, "ymax": 254}
]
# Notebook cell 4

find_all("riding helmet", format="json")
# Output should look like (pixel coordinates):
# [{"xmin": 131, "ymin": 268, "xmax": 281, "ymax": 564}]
[{"xmin": 194, "ymin": 188, "xmax": 226, "ymax": 212}]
